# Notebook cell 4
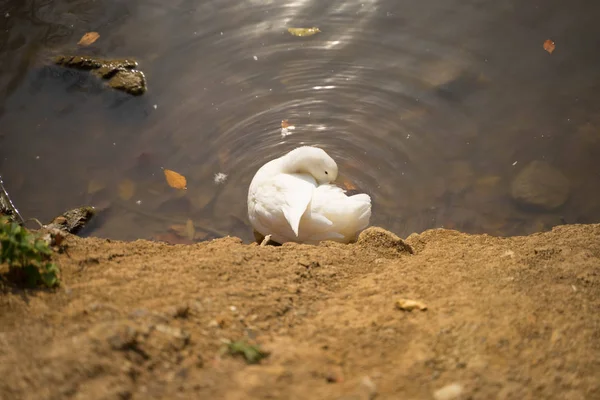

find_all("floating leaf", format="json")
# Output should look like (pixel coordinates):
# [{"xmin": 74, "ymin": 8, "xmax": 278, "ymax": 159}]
[
  {"xmin": 164, "ymin": 169, "xmax": 187, "ymax": 190},
  {"xmin": 287, "ymin": 27, "xmax": 321, "ymax": 37},
  {"xmin": 78, "ymin": 32, "xmax": 100, "ymax": 46},
  {"xmin": 341, "ymin": 180, "xmax": 357, "ymax": 191},
  {"xmin": 543, "ymin": 39, "xmax": 555, "ymax": 54},
  {"xmin": 280, "ymin": 119, "xmax": 296, "ymax": 138},
  {"xmin": 118, "ymin": 179, "xmax": 135, "ymax": 200}
]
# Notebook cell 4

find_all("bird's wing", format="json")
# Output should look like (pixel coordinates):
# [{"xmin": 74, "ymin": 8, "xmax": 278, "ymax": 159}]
[{"xmin": 270, "ymin": 173, "xmax": 315, "ymax": 237}]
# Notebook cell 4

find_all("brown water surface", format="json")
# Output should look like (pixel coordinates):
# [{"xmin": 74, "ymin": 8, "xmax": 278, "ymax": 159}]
[{"xmin": 1, "ymin": 0, "xmax": 599, "ymax": 242}]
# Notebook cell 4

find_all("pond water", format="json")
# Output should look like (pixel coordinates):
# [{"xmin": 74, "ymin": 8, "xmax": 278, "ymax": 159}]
[{"xmin": 1, "ymin": 0, "xmax": 599, "ymax": 243}]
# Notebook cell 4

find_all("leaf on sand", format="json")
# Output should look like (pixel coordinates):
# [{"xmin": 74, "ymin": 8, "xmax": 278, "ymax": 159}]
[
  {"xmin": 78, "ymin": 32, "xmax": 100, "ymax": 46},
  {"xmin": 287, "ymin": 27, "xmax": 321, "ymax": 37},
  {"xmin": 543, "ymin": 39, "xmax": 555, "ymax": 54},
  {"xmin": 164, "ymin": 169, "xmax": 187, "ymax": 190},
  {"xmin": 118, "ymin": 179, "xmax": 135, "ymax": 200}
]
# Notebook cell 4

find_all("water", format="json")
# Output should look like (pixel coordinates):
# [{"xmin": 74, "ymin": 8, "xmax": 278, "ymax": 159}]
[{"xmin": 1, "ymin": 0, "xmax": 599, "ymax": 243}]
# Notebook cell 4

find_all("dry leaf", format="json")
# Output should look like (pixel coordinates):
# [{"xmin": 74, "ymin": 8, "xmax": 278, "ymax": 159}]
[
  {"xmin": 543, "ymin": 39, "xmax": 555, "ymax": 54},
  {"xmin": 164, "ymin": 169, "xmax": 187, "ymax": 190},
  {"xmin": 395, "ymin": 299, "xmax": 428, "ymax": 311},
  {"xmin": 51, "ymin": 229, "xmax": 65, "ymax": 247},
  {"xmin": 287, "ymin": 27, "xmax": 321, "ymax": 37},
  {"xmin": 341, "ymin": 180, "xmax": 357, "ymax": 191},
  {"xmin": 118, "ymin": 179, "xmax": 135, "ymax": 200},
  {"xmin": 185, "ymin": 219, "xmax": 195, "ymax": 241},
  {"xmin": 280, "ymin": 119, "xmax": 296, "ymax": 138},
  {"xmin": 78, "ymin": 32, "xmax": 100, "ymax": 46}
]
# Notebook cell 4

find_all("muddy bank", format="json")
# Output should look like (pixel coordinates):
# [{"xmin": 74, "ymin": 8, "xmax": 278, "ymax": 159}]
[{"xmin": 1, "ymin": 225, "xmax": 599, "ymax": 399}]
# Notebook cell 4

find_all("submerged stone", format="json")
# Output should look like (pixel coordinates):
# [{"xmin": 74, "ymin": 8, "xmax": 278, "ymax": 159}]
[
  {"xmin": 107, "ymin": 69, "xmax": 146, "ymax": 96},
  {"xmin": 511, "ymin": 161, "xmax": 570, "ymax": 210},
  {"xmin": 53, "ymin": 55, "xmax": 147, "ymax": 95}
]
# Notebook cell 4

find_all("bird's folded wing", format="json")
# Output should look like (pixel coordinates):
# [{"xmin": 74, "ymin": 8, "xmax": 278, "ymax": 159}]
[{"xmin": 271, "ymin": 174, "xmax": 315, "ymax": 237}]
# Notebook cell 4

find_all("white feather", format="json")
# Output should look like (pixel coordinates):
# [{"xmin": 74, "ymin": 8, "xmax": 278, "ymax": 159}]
[{"xmin": 248, "ymin": 147, "xmax": 372, "ymax": 244}]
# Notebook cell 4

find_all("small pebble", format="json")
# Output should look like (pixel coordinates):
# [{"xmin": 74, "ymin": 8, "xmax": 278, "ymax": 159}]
[
  {"xmin": 253, "ymin": 55, "xmax": 258, "ymax": 60},
  {"xmin": 207, "ymin": 319, "xmax": 219, "ymax": 328},
  {"xmin": 434, "ymin": 383, "xmax": 463, "ymax": 400},
  {"xmin": 360, "ymin": 376, "xmax": 377, "ymax": 400},
  {"xmin": 395, "ymin": 299, "xmax": 428, "ymax": 311}
]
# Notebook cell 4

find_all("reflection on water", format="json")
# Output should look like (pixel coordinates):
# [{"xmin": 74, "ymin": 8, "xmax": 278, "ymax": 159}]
[{"xmin": 1, "ymin": 0, "xmax": 600, "ymax": 243}]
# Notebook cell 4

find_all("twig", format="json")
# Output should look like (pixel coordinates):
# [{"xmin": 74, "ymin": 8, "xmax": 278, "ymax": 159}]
[
  {"xmin": 24, "ymin": 218, "xmax": 44, "ymax": 229},
  {"xmin": 0, "ymin": 176, "xmax": 24, "ymax": 224}
]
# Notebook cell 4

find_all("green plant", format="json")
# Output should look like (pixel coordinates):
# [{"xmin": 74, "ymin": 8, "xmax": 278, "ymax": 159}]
[
  {"xmin": 226, "ymin": 340, "xmax": 269, "ymax": 364},
  {"xmin": 0, "ymin": 217, "xmax": 60, "ymax": 287}
]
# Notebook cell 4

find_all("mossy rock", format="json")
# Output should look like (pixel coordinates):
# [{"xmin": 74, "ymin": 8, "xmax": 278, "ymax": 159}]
[{"xmin": 53, "ymin": 55, "xmax": 147, "ymax": 96}]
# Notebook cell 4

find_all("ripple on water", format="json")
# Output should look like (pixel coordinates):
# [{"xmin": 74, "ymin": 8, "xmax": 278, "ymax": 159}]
[{"xmin": 1, "ymin": 0, "xmax": 600, "ymax": 242}]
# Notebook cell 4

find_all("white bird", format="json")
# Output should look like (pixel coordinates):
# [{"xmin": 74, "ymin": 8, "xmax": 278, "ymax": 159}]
[{"xmin": 247, "ymin": 146, "xmax": 372, "ymax": 244}]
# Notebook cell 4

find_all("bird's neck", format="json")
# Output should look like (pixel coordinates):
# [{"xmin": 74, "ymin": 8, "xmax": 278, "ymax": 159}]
[{"xmin": 280, "ymin": 152, "xmax": 310, "ymax": 175}]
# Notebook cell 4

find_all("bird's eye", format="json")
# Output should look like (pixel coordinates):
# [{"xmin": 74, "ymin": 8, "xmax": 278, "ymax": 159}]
[{"xmin": 325, "ymin": 171, "xmax": 328, "ymax": 175}]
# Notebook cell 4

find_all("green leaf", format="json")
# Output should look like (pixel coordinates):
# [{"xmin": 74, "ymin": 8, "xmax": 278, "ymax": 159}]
[
  {"xmin": 0, "ymin": 218, "xmax": 60, "ymax": 288},
  {"xmin": 227, "ymin": 340, "xmax": 269, "ymax": 364},
  {"xmin": 34, "ymin": 239, "xmax": 52, "ymax": 256},
  {"xmin": 41, "ymin": 263, "xmax": 59, "ymax": 287}
]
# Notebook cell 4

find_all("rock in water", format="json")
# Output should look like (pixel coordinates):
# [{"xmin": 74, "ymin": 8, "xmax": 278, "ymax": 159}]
[
  {"xmin": 511, "ymin": 161, "xmax": 569, "ymax": 210},
  {"xmin": 53, "ymin": 55, "xmax": 147, "ymax": 96}
]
